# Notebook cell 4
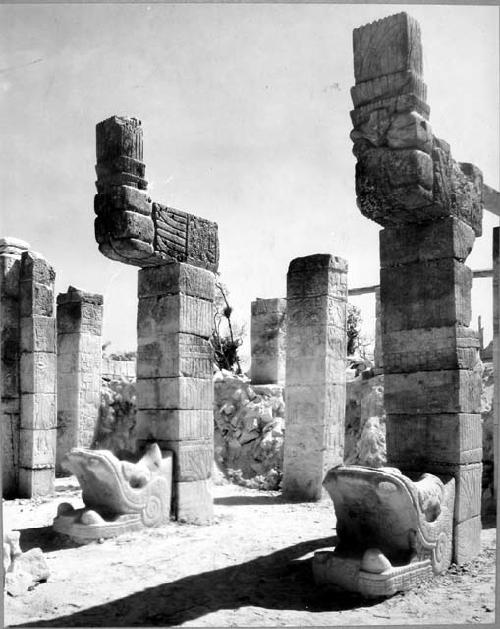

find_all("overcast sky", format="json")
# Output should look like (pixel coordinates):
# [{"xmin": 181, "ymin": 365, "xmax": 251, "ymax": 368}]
[{"xmin": 1, "ymin": 2, "xmax": 498, "ymax": 362}]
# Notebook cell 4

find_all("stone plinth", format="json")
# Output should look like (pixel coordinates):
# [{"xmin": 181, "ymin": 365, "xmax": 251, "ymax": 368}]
[
  {"xmin": 250, "ymin": 298, "xmax": 287, "ymax": 385},
  {"xmin": 56, "ymin": 286, "xmax": 103, "ymax": 475},
  {"xmin": 282, "ymin": 254, "xmax": 347, "ymax": 501},
  {"xmin": 1, "ymin": 238, "xmax": 29, "ymax": 497},
  {"xmin": 350, "ymin": 13, "xmax": 483, "ymax": 564},
  {"xmin": 134, "ymin": 263, "xmax": 215, "ymax": 524},
  {"xmin": 18, "ymin": 250, "xmax": 57, "ymax": 497}
]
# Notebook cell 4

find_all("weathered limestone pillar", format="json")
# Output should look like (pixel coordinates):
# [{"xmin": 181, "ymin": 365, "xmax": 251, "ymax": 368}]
[
  {"xmin": 18, "ymin": 250, "xmax": 57, "ymax": 497},
  {"xmin": 93, "ymin": 115, "xmax": 219, "ymax": 523},
  {"xmin": 250, "ymin": 297, "xmax": 287, "ymax": 384},
  {"xmin": 373, "ymin": 287, "xmax": 383, "ymax": 372},
  {"xmin": 350, "ymin": 13, "xmax": 483, "ymax": 563},
  {"xmin": 282, "ymin": 254, "xmax": 347, "ymax": 500},
  {"xmin": 134, "ymin": 264, "xmax": 214, "ymax": 524},
  {"xmin": 0, "ymin": 238, "xmax": 29, "ymax": 497},
  {"xmin": 56, "ymin": 286, "xmax": 103, "ymax": 474},
  {"xmin": 493, "ymin": 226, "xmax": 499, "ymax": 503}
]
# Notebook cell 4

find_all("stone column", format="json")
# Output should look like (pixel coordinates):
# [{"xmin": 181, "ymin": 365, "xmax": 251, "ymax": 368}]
[
  {"xmin": 0, "ymin": 238, "xmax": 29, "ymax": 497},
  {"xmin": 18, "ymin": 251, "xmax": 57, "ymax": 497},
  {"xmin": 56, "ymin": 287, "xmax": 103, "ymax": 474},
  {"xmin": 250, "ymin": 297, "xmax": 287, "ymax": 384},
  {"xmin": 493, "ymin": 226, "xmax": 499, "ymax": 503},
  {"xmin": 373, "ymin": 287, "xmax": 383, "ymax": 372},
  {"xmin": 282, "ymin": 254, "xmax": 347, "ymax": 501},
  {"xmin": 350, "ymin": 13, "xmax": 483, "ymax": 563},
  {"xmin": 134, "ymin": 263, "xmax": 215, "ymax": 523}
]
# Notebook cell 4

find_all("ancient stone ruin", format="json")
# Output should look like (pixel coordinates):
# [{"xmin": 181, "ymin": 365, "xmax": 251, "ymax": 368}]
[
  {"xmin": 1, "ymin": 238, "xmax": 57, "ymax": 498},
  {"xmin": 56, "ymin": 287, "xmax": 103, "ymax": 475},
  {"xmin": 90, "ymin": 115, "xmax": 219, "ymax": 524},
  {"xmin": 313, "ymin": 12, "xmax": 485, "ymax": 594},
  {"xmin": 282, "ymin": 254, "xmax": 347, "ymax": 500},
  {"xmin": 250, "ymin": 297, "xmax": 287, "ymax": 385}
]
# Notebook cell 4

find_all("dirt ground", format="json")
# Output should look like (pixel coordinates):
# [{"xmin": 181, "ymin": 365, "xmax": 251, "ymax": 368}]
[{"xmin": 3, "ymin": 477, "xmax": 497, "ymax": 627}]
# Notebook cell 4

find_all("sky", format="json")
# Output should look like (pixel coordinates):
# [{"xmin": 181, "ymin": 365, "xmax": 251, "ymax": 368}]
[{"xmin": 1, "ymin": 2, "xmax": 499, "ymax": 365}]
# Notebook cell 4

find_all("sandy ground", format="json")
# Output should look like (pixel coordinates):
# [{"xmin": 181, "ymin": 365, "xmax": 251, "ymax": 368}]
[{"xmin": 3, "ymin": 477, "xmax": 497, "ymax": 627}]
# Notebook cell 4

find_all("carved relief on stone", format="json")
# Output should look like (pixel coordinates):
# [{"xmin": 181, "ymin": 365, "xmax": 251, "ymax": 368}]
[
  {"xmin": 313, "ymin": 465, "xmax": 455, "ymax": 597},
  {"xmin": 93, "ymin": 116, "xmax": 219, "ymax": 271},
  {"xmin": 53, "ymin": 443, "xmax": 172, "ymax": 542}
]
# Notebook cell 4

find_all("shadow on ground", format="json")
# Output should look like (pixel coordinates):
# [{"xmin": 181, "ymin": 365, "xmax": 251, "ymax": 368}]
[
  {"xmin": 214, "ymin": 494, "xmax": 291, "ymax": 506},
  {"xmin": 18, "ymin": 526, "xmax": 81, "ymax": 553},
  {"xmin": 14, "ymin": 535, "xmax": 382, "ymax": 627}
]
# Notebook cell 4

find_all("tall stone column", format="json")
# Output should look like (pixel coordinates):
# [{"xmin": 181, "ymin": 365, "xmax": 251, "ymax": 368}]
[
  {"xmin": 18, "ymin": 250, "xmax": 57, "ymax": 497},
  {"xmin": 350, "ymin": 13, "xmax": 483, "ymax": 563},
  {"xmin": 373, "ymin": 287, "xmax": 383, "ymax": 372},
  {"xmin": 282, "ymin": 254, "xmax": 347, "ymax": 501},
  {"xmin": 134, "ymin": 263, "xmax": 215, "ymax": 524},
  {"xmin": 56, "ymin": 286, "xmax": 103, "ymax": 474},
  {"xmin": 0, "ymin": 238, "xmax": 29, "ymax": 497},
  {"xmin": 493, "ymin": 226, "xmax": 499, "ymax": 503},
  {"xmin": 250, "ymin": 297, "xmax": 287, "ymax": 384}
]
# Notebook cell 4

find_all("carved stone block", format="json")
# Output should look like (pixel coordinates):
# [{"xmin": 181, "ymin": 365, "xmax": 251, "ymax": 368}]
[
  {"xmin": 19, "ymin": 316, "xmax": 56, "ymax": 353},
  {"xmin": 138, "ymin": 263, "xmax": 214, "ymax": 300},
  {"xmin": 353, "ymin": 13, "xmax": 423, "ymax": 83},
  {"xmin": 137, "ymin": 377, "xmax": 213, "ymax": 410},
  {"xmin": 175, "ymin": 478, "xmax": 213, "ymax": 525},
  {"xmin": 384, "ymin": 369, "xmax": 482, "ymax": 415},
  {"xmin": 453, "ymin": 516, "xmax": 481, "ymax": 564},
  {"xmin": 137, "ymin": 294, "xmax": 213, "ymax": 338},
  {"xmin": 18, "ymin": 466, "xmax": 54, "ymax": 498},
  {"xmin": 250, "ymin": 298, "xmax": 287, "ymax": 385},
  {"xmin": 135, "ymin": 409, "xmax": 214, "ymax": 442},
  {"xmin": 19, "ymin": 428, "xmax": 57, "ymax": 468},
  {"xmin": 382, "ymin": 325, "xmax": 479, "ymax": 373},
  {"xmin": 166, "ymin": 439, "xmax": 213, "ymax": 482},
  {"xmin": 137, "ymin": 334, "xmax": 212, "ymax": 379},
  {"xmin": 380, "ymin": 218, "xmax": 475, "ymax": 268},
  {"xmin": 380, "ymin": 259, "xmax": 472, "ymax": 331},
  {"xmin": 20, "ymin": 393, "xmax": 57, "ymax": 430},
  {"xmin": 20, "ymin": 352, "xmax": 57, "ymax": 394},
  {"xmin": 287, "ymin": 254, "xmax": 347, "ymax": 299},
  {"xmin": 53, "ymin": 445, "xmax": 173, "ymax": 542},
  {"xmin": 19, "ymin": 282, "xmax": 54, "ymax": 318},
  {"xmin": 386, "ymin": 413, "xmax": 482, "ymax": 466},
  {"xmin": 314, "ymin": 466, "xmax": 455, "ymax": 597}
]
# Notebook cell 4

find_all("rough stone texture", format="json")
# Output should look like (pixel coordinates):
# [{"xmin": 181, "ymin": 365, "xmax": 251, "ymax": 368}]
[
  {"xmin": 135, "ymin": 263, "xmax": 215, "ymax": 523},
  {"xmin": 53, "ymin": 444, "xmax": 172, "ymax": 542},
  {"xmin": 314, "ymin": 466, "xmax": 455, "ymax": 597},
  {"xmin": 350, "ymin": 13, "xmax": 483, "ymax": 566},
  {"xmin": 56, "ymin": 287, "xmax": 103, "ymax": 476},
  {"xmin": 3, "ymin": 530, "xmax": 49, "ymax": 597},
  {"xmin": 492, "ymin": 227, "xmax": 499, "ymax": 507},
  {"xmin": 18, "ymin": 250, "xmax": 56, "ymax": 498},
  {"xmin": 213, "ymin": 372, "xmax": 284, "ymax": 489},
  {"xmin": 94, "ymin": 116, "xmax": 219, "ymax": 271},
  {"xmin": 93, "ymin": 377, "xmax": 137, "ymax": 457},
  {"xmin": 282, "ymin": 254, "xmax": 347, "ymax": 501},
  {"xmin": 250, "ymin": 298, "xmax": 287, "ymax": 385},
  {"xmin": 0, "ymin": 239, "xmax": 28, "ymax": 497}
]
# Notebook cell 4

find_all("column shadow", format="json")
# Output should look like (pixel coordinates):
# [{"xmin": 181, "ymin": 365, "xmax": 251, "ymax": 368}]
[{"xmin": 12, "ymin": 535, "xmax": 382, "ymax": 627}]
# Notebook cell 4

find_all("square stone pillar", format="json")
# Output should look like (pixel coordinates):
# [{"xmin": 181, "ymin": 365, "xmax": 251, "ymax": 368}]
[
  {"xmin": 250, "ymin": 297, "xmax": 287, "ymax": 384},
  {"xmin": 18, "ymin": 251, "xmax": 57, "ymax": 497},
  {"xmin": 350, "ymin": 12, "xmax": 484, "ymax": 565},
  {"xmin": 282, "ymin": 254, "xmax": 347, "ymax": 501},
  {"xmin": 134, "ymin": 262, "xmax": 215, "ymax": 524},
  {"xmin": 0, "ymin": 238, "xmax": 29, "ymax": 497},
  {"xmin": 493, "ymin": 226, "xmax": 499, "ymax": 504},
  {"xmin": 56, "ymin": 287, "xmax": 103, "ymax": 474},
  {"xmin": 373, "ymin": 287, "xmax": 384, "ymax": 372}
]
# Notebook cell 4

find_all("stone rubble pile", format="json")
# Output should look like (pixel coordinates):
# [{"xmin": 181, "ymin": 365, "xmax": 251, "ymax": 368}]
[
  {"xmin": 3, "ymin": 531, "xmax": 49, "ymax": 597},
  {"xmin": 213, "ymin": 370, "xmax": 285, "ymax": 489},
  {"xmin": 92, "ymin": 377, "xmax": 137, "ymax": 458}
]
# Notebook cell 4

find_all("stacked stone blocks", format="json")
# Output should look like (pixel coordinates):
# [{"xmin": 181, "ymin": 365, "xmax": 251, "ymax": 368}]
[
  {"xmin": 282, "ymin": 254, "xmax": 347, "ymax": 501},
  {"xmin": 350, "ymin": 13, "xmax": 483, "ymax": 563},
  {"xmin": 250, "ymin": 297, "xmax": 287, "ymax": 385},
  {"xmin": 94, "ymin": 115, "xmax": 219, "ymax": 524},
  {"xmin": 1, "ymin": 238, "xmax": 57, "ymax": 498},
  {"xmin": 56, "ymin": 287, "xmax": 103, "ymax": 474}
]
